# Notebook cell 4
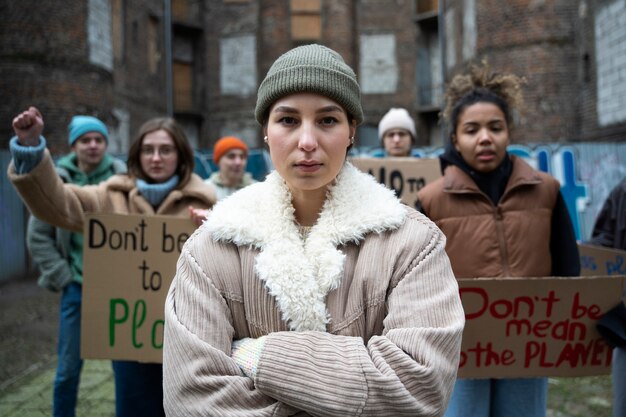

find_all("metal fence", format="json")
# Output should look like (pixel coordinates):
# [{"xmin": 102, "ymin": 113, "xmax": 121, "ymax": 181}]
[{"xmin": 0, "ymin": 150, "xmax": 29, "ymax": 282}]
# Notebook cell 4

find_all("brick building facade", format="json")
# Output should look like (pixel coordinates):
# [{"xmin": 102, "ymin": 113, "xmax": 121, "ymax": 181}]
[
  {"xmin": 442, "ymin": 0, "xmax": 626, "ymax": 143},
  {"xmin": 1, "ymin": 0, "xmax": 624, "ymax": 156}
]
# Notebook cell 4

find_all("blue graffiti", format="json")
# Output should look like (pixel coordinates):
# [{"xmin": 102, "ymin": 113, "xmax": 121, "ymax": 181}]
[
  {"xmin": 558, "ymin": 149, "xmax": 588, "ymax": 240},
  {"xmin": 509, "ymin": 145, "xmax": 588, "ymax": 240}
]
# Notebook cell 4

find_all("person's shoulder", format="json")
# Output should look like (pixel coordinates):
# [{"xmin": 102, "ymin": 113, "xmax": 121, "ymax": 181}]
[
  {"xmin": 184, "ymin": 173, "xmax": 218, "ymax": 204},
  {"xmin": 417, "ymin": 176, "xmax": 446, "ymax": 203},
  {"xmin": 380, "ymin": 206, "xmax": 445, "ymax": 245},
  {"xmin": 183, "ymin": 214, "xmax": 240, "ymax": 265},
  {"xmin": 101, "ymin": 173, "xmax": 133, "ymax": 191},
  {"xmin": 533, "ymin": 168, "xmax": 561, "ymax": 192},
  {"xmin": 420, "ymin": 175, "xmax": 446, "ymax": 191},
  {"xmin": 204, "ymin": 172, "xmax": 220, "ymax": 185},
  {"xmin": 27, "ymin": 213, "xmax": 55, "ymax": 233},
  {"xmin": 612, "ymin": 177, "xmax": 626, "ymax": 194},
  {"xmin": 402, "ymin": 207, "xmax": 443, "ymax": 234},
  {"xmin": 361, "ymin": 206, "xmax": 446, "ymax": 267},
  {"xmin": 54, "ymin": 165, "xmax": 72, "ymax": 182},
  {"xmin": 512, "ymin": 156, "xmax": 559, "ymax": 189},
  {"xmin": 187, "ymin": 172, "xmax": 210, "ymax": 186},
  {"xmin": 242, "ymin": 172, "xmax": 257, "ymax": 185},
  {"xmin": 111, "ymin": 157, "xmax": 127, "ymax": 174},
  {"xmin": 186, "ymin": 173, "xmax": 221, "ymax": 193}
]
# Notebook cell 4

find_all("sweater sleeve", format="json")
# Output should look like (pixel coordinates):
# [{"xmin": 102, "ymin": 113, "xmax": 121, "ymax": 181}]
[
  {"xmin": 26, "ymin": 215, "xmax": 73, "ymax": 292},
  {"xmin": 589, "ymin": 193, "xmax": 617, "ymax": 247},
  {"xmin": 254, "ymin": 223, "xmax": 464, "ymax": 416},
  {"xmin": 589, "ymin": 179, "xmax": 626, "ymax": 250},
  {"xmin": 9, "ymin": 136, "xmax": 46, "ymax": 174},
  {"xmin": 8, "ymin": 150, "xmax": 108, "ymax": 233},
  {"xmin": 163, "ymin": 231, "xmax": 298, "ymax": 417},
  {"xmin": 550, "ymin": 192, "xmax": 581, "ymax": 276}
]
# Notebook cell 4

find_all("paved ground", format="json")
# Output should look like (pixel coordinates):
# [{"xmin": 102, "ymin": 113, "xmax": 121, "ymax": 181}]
[
  {"xmin": 0, "ymin": 276, "xmax": 115, "ymax": 416},
  {"xmin": 0, "ymin": 360, "xmax": 115, "ymax": 417}
]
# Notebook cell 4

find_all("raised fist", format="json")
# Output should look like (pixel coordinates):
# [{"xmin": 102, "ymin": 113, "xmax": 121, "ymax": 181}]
[{"xmin": 12, "ymin": 106, "xmax": 44, "ymax": 146}]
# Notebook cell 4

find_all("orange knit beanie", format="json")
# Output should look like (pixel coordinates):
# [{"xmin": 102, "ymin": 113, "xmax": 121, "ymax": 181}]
[{"xmin": 213, "ymin": 136, "xmax": 248, "ymax": 164}]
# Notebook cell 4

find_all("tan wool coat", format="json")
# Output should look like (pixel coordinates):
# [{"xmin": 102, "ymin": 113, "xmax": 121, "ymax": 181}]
[
  {"xmin": 8, "ymin": 150, "xmax": 216, "ymax": 232},
  {"xmin": 164, "ymin": 162, "xmax": 465, "ymax": 416}
]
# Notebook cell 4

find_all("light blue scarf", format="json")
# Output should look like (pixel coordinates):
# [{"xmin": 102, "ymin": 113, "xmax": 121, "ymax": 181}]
[{"xmin": 136, "ymin": 175, "xmax": 179, "ymax": 207}]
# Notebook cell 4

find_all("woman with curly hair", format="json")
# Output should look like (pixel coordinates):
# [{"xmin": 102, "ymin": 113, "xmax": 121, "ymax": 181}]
[{"xmin": 417, "ymin": 63, "xmax": 580, "ymax": 417}]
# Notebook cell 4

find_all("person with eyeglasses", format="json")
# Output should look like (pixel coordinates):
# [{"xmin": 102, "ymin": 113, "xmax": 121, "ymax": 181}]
[
  {"xmin": 8, "ymin": 107, "xmax": 217, "ymax": 417},
  {"xmin": 25, "ymin": 114, "xmax": 126, "ymax": 417}
]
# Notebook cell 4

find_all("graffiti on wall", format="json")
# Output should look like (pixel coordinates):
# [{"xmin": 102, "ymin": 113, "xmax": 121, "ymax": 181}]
[{"xmin": 508, "ymin": 145, "xmax": 588, "ymax": 240}]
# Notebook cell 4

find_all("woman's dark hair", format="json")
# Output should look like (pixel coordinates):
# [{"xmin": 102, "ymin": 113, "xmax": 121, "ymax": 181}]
[
  {"xmin": 127, "ymin": 117, "xmax": 195, "ymax": 186},
  {"xmin": 442, "ymin": 61, "xmax": 526, "ymax": 138}
]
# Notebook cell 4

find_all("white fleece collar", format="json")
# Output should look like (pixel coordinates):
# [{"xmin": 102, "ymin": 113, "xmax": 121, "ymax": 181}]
[{"xmin": 204, "ymin": 162, "xmax": 406, "ymax": 331}]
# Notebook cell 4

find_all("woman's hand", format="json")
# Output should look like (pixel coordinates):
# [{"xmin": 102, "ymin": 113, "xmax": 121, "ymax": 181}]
[
  {"xmin": 12, "ymin": 107, "xmax": 44, "ymax": 146},
  {"xmin": 188, "ymin": 206, "xmax": 210, "ymax": 227},
  {"xmin": 231, "ymin": 336, "xmax": 267, "ymax": 379}
]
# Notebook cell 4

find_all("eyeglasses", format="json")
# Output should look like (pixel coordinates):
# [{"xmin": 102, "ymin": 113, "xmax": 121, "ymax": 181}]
[{"xmin": 140, "ymin": 146, "xmax": 177, "ymax": 158}]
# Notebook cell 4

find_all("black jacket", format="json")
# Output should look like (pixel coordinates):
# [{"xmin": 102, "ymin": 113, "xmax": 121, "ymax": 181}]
[{"xmin": 590, "ymin": 177, "xmax": 626, "ymax": 251}]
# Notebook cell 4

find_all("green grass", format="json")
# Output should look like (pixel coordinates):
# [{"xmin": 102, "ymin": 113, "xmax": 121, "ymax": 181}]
[{"xmin": 548, "ymin": 375, "xmax": 612, "ymax": 417}]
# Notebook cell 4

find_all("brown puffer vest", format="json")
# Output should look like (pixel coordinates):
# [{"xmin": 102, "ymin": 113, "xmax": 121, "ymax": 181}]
[{"xmin": 417, "ymin": 156, "xmax": 560, "ymax": 278}]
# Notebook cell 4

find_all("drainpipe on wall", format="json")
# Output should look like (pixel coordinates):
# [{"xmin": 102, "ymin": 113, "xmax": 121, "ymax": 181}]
[
  {"xmin": 164, "ymin": 0, "xmax": 173, "ymax": 116},
  {"xmin": 438, "ymin": 0, "xmax": 447, "ymax": 144}
]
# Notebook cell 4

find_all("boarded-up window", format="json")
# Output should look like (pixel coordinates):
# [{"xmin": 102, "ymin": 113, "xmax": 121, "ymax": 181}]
[
  {"xmin": 173, "ymin": 62, "xmax": 193, "ymax": 111},
  {"xmin": 291, "ymin": 0, "xmax": 321, "ymax": 41},
  {"xmin": 147, "ymin": 16, "xmax": 160, "ymax": 75},
  {"xmin": 416, "ymin": 0, "xmax": 438, "ymax": 15},
  {"xmin": 173, "ymin": 33, "xmax": 195, "ymax": 112},
  {"xmin": 172, "ymin": 0, "xmax": 202, "ymax": 22},
  {"xmin": 88, "ymin": 0, "xmax": 113, "ymax": 70},
  {"xmin": 111, "ymin": 0, "xmax": 124, "ymax": 62},
  {"xmin": 220, "ymin": 35, "xmax": 257, "ymax": 96},
  {"xmin": 172, "ymin": 0, "xmax": 189, "ymax": 21}
]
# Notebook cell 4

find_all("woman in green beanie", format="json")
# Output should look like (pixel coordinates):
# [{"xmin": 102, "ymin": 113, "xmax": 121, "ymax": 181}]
[{"xmin": 164, "ymin": 44, "xmax": 465, "ymax": 416}]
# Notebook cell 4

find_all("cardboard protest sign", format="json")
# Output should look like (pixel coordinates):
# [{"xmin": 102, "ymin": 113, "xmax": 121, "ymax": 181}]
[
  {"xmin": 350, "ymin": 157, "xmax": 441, "ymax": 209},
  {"xmin": 457, "ymin": 275, "xmax": 626, "ymax": 378},
  {"xmin": 578, "ymin": 243, "xmax": 626, "ymax": 276},
  {"xmin": 81, "ymin": 213, "xmax": 195, "ymax": 363}
]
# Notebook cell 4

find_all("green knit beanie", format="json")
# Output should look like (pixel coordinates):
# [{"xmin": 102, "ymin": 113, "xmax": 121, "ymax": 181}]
[{"xmin": 255, "ymin": 44, "xmax": 364, "ymax": 125}]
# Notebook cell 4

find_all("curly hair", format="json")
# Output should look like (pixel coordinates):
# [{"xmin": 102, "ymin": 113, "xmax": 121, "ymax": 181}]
[{"xmin": 442, "ymin": 60, "xmax": 526, "ymax": 135}]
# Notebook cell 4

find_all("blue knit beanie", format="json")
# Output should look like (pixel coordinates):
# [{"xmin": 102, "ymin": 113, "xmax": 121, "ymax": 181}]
[{"xmin": 68, "ymin": 115, "xmax": 109, "ymax": 146}]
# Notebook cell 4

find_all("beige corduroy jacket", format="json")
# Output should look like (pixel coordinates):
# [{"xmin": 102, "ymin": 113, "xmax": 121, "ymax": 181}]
[
  {"xmin": 8, "ymin": 150, "xmax": 216, "ymax": 232},
  {"xmin": 164, "ymin": 162, "xmax": 465, "ymax": 417}
]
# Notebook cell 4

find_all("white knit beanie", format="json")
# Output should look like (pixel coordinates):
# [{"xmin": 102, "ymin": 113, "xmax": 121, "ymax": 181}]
[{"xmin": 378, "ymin": 108, "xmax": 416, "ymax": 142}]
